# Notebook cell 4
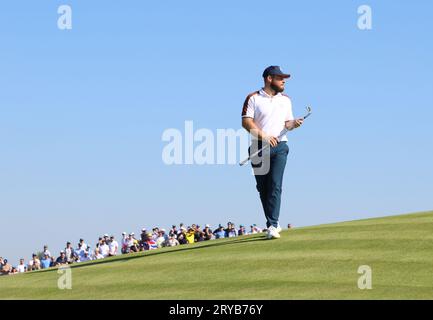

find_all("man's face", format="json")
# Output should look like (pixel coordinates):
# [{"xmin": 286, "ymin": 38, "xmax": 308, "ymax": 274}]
[{"xmin": 269, "ymin": 75, "xmax": 286, "ymax": 93}]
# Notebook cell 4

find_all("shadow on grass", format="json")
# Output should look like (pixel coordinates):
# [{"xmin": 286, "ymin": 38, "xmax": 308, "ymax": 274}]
[{"xmin": 28, "ymin": 235, "xmax": 268, "ymax": 275}]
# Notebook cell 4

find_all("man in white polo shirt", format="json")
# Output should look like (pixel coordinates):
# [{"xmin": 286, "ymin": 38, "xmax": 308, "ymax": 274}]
[{"xmin": 242, "ymin": 66, "xmax": 304, "ymax": 239}]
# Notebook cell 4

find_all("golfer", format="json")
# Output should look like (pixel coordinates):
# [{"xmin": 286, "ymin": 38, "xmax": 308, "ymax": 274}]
[{"xmin": 242, "ymin": 66, "xmax": 304, "ymax": 239}]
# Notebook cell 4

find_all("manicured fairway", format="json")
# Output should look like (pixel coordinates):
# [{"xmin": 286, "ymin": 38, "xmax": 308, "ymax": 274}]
[{"xmin": 1, "ymin": 211, "xmax": 432, "ymax": 299}]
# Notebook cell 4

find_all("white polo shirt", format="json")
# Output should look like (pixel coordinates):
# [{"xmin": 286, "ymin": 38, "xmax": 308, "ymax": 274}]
[
  {"xmin": 17, "ymin": 264, "xmax": 26, "ymax": 273},
  {"xmin": 99, "ymin": 244, "xmax": 109, "ymax": 257},
  {"xmin": 242, "ymin": 89, "xmax": 294, "ymax": 142},
  {"xmin": 109, "ymin": 240, "xmax": 118, "ymax": 255}
]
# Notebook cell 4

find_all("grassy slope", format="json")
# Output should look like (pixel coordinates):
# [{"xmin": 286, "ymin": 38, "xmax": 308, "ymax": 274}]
[{"xmin": 1, "ymin": 211, "xmax": 433, "ymax": 300}]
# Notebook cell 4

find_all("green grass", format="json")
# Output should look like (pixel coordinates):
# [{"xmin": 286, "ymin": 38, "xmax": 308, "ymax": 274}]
[{"xmin": 1, "ymin": 211, "xmax": 433, "ymax": 300}]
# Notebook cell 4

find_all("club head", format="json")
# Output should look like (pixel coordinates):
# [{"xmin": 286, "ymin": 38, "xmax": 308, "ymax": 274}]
[{"xmin": 303, "ymin": 106, "xmax": 312, "ymax": 119}]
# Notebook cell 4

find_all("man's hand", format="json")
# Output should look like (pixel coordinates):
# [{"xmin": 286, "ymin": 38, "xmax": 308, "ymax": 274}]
[
  {"xmin": 264, "ymin": 135, "xmax": 279, "ymax": 147},
  {"xmin": 294, "ymin": 118, "xmax": 304, "ymax": 128},
  {"xmin": 286, "ymin": 118, "xmax": 304, "ymax": 130}
]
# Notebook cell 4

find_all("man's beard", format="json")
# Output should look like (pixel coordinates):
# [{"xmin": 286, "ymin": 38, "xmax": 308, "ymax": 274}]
[{"xmin": 270, "ymin": 83, "xmax": 284, "ymax": 93}]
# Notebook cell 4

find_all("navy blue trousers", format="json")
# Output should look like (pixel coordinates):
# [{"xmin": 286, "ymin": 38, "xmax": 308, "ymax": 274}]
[{"xmin": 250, "ymin": 142, "xmax": 289, "ymax": 228}]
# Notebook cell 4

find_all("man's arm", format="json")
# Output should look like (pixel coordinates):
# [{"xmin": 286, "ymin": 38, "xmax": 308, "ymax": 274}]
[
  {"xmin": 284, "ymin": 97, "xmax": 304, "ymax": 130},
  {"xmin": 242, "ymin": 118, "xmax": 279, "ymax": 147}
]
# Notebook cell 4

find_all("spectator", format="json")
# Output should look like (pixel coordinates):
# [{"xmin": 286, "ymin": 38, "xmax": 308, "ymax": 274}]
[
  {"xmin": 178, "ymin": 223, "xmax": 186, "ymax": 236},
  {"xmin": 250, "ymin": 224, "xmax": 262, "ymax": 234},
  {"xmin": 99, "ymin": 239, "xmax": 109, "ymax": 258},
  {"xmin": 140, "ymin": 229, "xmax": 150, "ymax": 251},
  {"xmin": 191, "ymin": 224, "xmax": 197, "ymax": 232},
  {"xmin": 9, "ymin": 267, "xmax": 18, "ymax": 275},
  {"xmin": 224, "ymin": 222, "xmax": 231, "ymax": 237},
  {"xmin": 194, "ymin": 226, "xmax": 205, "ymax": 242},
  {"xmin": 121, "ymin": 232, "xmax": 129, "ymax": 254},
  {"xmin": 214, "ymin": 225, "xmax": 225, "ymax": 239},
  {"xmin": 109, "ymin": 235, "xmax": 118, "ymax": 256},
  {"xmin": 28, "ymin": 253, "xmax": 41, "ymax": 271},
  {"xmin": 167, "ymin": 236, "xmax": 180, "ymax": 247},
  {"xmin": 156, "ymin": 231, "xmax": 167, "ymax": 248},
  {"xmin": 92, "ymin": 248, "xmax": 104, "ymax": 260},
  {"xmin": 203, "ymin": 224, "xmax": 214, "ymax": 241},
  {"xmin": 79, "ymin": 238, "xmax": 88, "ymax": 251},
  {"xmin": 65, "ymin": 242, "xmax": 75, "ymax": 264},
  {"xmin": 75, "ymin": 243, "xmax": 84, "ymax": 259},
  {"xmin": 128, "ymin": 233, "xmax": 139, "ymax": 253},
  {"xmin": 151, "ymin": 228, "xmax": 159, "ymax": 241},
  {"xmin": 238, "ymin": 225, "xmax": 248, "ymax": 236},
  {"xmin": 186, "ymin": 227, "xmax": 195, "ymax": 244},
  {"xmin": 177, "ymin": 232, "xmax": 187, "ymax": 245},
  {"xmin": 140, "ymin": 228, "xmax": 147, "ymax": 237},
  {"xmin": 74, "ymin": 253, "xmax": 81, "ymax": 263},
  {"xmin": 139, "ymin": 228, "xmax": 147, "ymax": 249},
  {"xmin": 103, "ymin": 234, "xmax": 110, "ymax": 250},
  {"xmin": 161, "ymin": 229, "xmax": 169, "ymax": 242},
  {"xmin": 228, "ymin": 223, "xmax": 238, "ymax": 237},
  {"xmin": 134, "ymin": 234, "xmax": 140, "ymax": 249},
  {"xmin": 169, "ymin": 225, "xmax": 178, "ymax": 239},
  {"xmin": 146, "ymin": 233, "xmax": 158, "ymax": 250},
  {"xmin": 1, "ymin": 259, "xmax": 12, "ymax": 275},
  {"xmin": 43, "ymin": 245, "xmax": 51, "ymax": 258},
  {"xmin": 96, "ymin": 237, "xmax": 103, "ymax": 249},
  {"xmin": 40, "ymin": 254, "xmax": 51, "ymax": 269},
  {"xmin": 80, "ymin": 251, "xmax": 92, "ymax": 262},
  {"xmin": 287, "ymin": 224, "xmax": 292, "ymax": 229},
  {"xmin": 17, "ymin": 259, "xmax": 27, "ymax": 273},
  {"xmin": 250, "ymin": 225, "xmax": 256, "ymax": 234},
  {"xmin": 50, "ymin": 256, "xmax": 56, "ymax": 267},
  {"xmin": 55, "ymin": 251, "xmax": 68, "ymax": 266}
]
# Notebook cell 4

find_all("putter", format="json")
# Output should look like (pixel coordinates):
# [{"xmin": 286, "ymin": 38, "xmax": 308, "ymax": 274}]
[{"xmin": 239, "ymin": 106, "xmax": 312, "ymax": 166}]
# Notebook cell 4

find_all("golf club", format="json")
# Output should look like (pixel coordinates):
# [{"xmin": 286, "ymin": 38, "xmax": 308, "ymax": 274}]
[{"xmin": 239, "ymin": 106, "xmax": 312, "ymax": 166}]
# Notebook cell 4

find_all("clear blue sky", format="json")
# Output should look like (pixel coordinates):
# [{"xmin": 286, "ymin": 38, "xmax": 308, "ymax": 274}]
[{"xmin": 1, "ymin": 0, "xmax": 432, "ymax": 266}]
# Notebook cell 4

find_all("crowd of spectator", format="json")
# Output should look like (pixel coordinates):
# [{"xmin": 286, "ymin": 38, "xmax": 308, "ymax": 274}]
[{"xmin": 0, "ymin": 221, "xmax": 285, "ymax": 276}]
